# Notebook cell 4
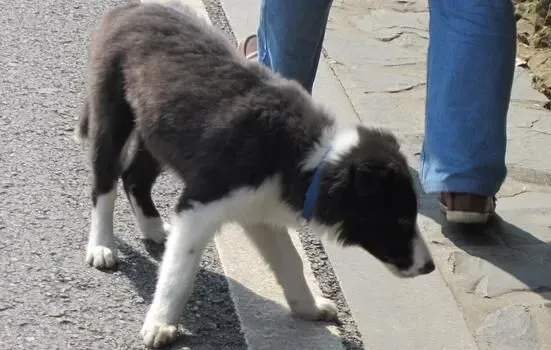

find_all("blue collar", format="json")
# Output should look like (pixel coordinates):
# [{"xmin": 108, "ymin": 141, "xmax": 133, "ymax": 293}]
[{"xmin": 302, "ymin": 147, "xmax": 332, "ymax": 221}]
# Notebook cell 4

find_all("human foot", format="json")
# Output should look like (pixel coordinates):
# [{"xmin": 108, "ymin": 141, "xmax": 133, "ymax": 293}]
[{"xmin": 439, "ymin": 192, "xmax": 496, "ymax": 224}]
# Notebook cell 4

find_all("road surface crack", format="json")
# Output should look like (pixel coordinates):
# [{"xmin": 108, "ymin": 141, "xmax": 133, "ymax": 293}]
[
  {"xmin": 499, "ymin": 189, "xmax": 529, "ymax": 198},
  {"xmin": 364, "ymin": 82, "xmax": 426, "ymax": 94},
  {"xmin": 376, "ymin": 30, "xmax": 428, "ymax": 42}
]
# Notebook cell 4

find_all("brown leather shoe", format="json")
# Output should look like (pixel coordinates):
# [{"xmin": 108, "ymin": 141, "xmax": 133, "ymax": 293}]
[{"xmin": 439, "ymin": 192, "xmax": 496, "ymax": 224}]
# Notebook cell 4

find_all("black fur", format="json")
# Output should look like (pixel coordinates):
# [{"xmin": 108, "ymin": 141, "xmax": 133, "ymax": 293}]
[
  {"xmin": 78, "ymin": 2, "xmax": 428, "ymax": 273},
  {"xmin": 318, "ymin": 127, "xmax": 419, "ymax": 269}
]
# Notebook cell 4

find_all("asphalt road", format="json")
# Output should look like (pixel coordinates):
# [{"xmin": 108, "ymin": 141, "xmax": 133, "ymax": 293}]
[{"xmin": 0, "ymin": 0, "xmax": 246, "ymax": 348}]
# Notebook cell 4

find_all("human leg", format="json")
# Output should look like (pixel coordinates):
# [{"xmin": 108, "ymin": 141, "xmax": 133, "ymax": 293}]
[
  {"xmin": 421, "ymin": 0, "xmax": 516, "ymax": 223},
  {"xmin": 239, "ymin": 0, "xmax": 333, "ymax": 93}
]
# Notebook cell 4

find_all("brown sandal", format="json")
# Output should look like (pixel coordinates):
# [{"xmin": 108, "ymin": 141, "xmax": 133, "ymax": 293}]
[
  {"xmin": 237, "ymin": 34, "xmax": 258, "ymax": 60},
  {"xmin": 439, "ymin": 192, "xmax": 496, "ymax": 224}
]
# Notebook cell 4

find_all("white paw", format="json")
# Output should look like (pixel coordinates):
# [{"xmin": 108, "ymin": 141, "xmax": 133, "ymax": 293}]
[
  {"xmin": 86, "ymin": 245, "xmax": 118, "ymax": 269},
  {"xmin": 142, "ymin": 220, "xmax": 171, "ymax": 244},
  {"xmin": 291, "ymin": 297, "xmax": 339, "ymax": 322},
  {"xmin": 141, "ymin": 320, "xmax": 179, "ymax": 348}
]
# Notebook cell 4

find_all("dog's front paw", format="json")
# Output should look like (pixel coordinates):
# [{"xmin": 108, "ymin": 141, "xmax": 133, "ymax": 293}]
[
  {"xmin": 291, "ymin": 297, "xmax": 339, "ymax": 322},
  {"xmin": 86, "ymin": 245, "xmax": 118, "ymax": 269},
  {"xmin": 141, "ymin": 319, "xmax": 179, "ymax": 348}
]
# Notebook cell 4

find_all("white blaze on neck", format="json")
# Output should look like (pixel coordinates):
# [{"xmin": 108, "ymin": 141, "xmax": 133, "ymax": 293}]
[{"xmin": 301, "ymin": 126, "xmax": 359, "ymax": 171}]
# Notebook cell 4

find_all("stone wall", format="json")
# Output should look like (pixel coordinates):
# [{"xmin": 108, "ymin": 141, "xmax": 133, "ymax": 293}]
[{"xmin": 515, "ymin": 0, "xmax": 551, "ymax": 104}]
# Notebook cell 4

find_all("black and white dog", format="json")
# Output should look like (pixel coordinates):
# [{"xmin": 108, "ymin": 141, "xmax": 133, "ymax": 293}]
[{"xmin": 76, "ymin": 1, "xmax": 434, "ymax": 348}]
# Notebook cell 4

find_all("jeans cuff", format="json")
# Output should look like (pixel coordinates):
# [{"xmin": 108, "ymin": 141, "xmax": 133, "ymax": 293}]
[{"xmin": 421, "ymin": 177, "xmax": 503, "ymax": 197}]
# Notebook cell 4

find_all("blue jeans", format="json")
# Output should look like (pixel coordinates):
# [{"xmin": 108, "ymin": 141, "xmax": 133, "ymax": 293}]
[{"xmin": 257, "ymin": 0, "xmax": 516, "ymax": 196}]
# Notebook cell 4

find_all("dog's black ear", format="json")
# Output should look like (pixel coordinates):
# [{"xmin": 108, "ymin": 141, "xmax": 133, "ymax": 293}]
[
  {"xmin": 378, "ymin": 131, "xmax": 401, "ymax": 151},
  {"xmin": 349, "ymin": 163, "xmax": 396, "ymax": 197}
]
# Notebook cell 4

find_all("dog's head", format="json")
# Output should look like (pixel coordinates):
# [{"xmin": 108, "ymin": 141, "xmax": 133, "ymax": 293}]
[{"xmin": 315, "ymin": 126, "xmax": 434, "ymax": 278}]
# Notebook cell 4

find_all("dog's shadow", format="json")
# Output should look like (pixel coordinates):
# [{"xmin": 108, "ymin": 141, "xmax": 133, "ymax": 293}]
[
  {"xmin": 115, "ymin": 239, "xmax": 359, "ymax": 349},
  {"xmin": 410, "ymin": 168, "xmax": 551, "ymax": 301}
]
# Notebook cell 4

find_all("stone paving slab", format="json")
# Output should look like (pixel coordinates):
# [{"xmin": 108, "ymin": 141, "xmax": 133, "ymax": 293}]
[
  {"xmin": 326, "ymin": 0, "xmax": 551, "ymax": 176},
  {"xmin": 324, "ymin": 0, "xmax": 551, "ymax": 349}
]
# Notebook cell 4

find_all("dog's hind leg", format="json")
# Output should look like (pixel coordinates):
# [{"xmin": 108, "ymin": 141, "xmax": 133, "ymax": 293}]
[
  {"xmin": 85, "ymin": 71, "xmax": 134, "ymax": 270},
  {"xmin": 241, "ymin": 223, "xmax": 339, "ymax": 322},
  {"xmin": 122, "ymin": 143, "xmax": 169, "ymax": 244}
]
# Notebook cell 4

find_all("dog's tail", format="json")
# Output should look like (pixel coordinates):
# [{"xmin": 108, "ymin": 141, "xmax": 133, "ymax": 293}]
[{"xmin": 73, "ymin": 98, "xmax": 89, "ymax": 145}]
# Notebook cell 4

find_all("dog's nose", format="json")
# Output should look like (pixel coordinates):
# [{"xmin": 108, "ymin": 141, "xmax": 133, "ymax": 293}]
[{"xmin": 419, "ymin": 260, "xmax": 435, "ymax": 275}]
